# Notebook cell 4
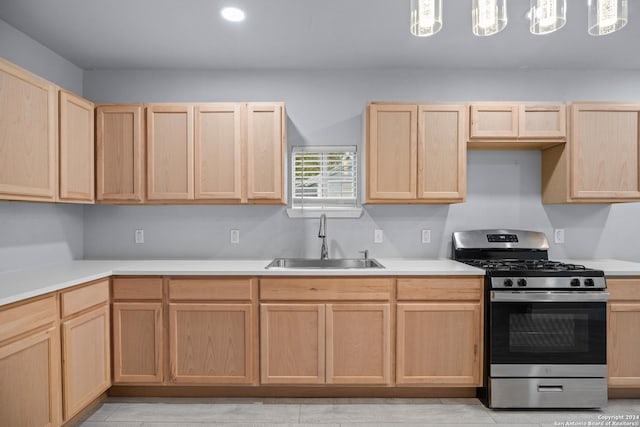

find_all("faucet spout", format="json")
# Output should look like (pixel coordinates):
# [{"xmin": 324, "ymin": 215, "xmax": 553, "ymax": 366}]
[{"xmin": 318, "ymin": 214, "xmax": 328, "ymax": 260}]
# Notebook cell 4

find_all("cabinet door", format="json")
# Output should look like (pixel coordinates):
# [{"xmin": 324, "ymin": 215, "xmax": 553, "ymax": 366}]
[
  {"xmin": 570, "ymin": 104, "xmax": 640, "ymax": 200},
  {"xmin": 96, "ymin": 105, "xmax": 144, "ymax": 202},
  {"xmin": 519, "ymin": 103, "xmax": 566, "ymax": 139},
  {"xmin": 169, "ymin": 303, "xmax": 254, "ymax": 384},
  {"xmin": 396, "ymin": 303, "xmax": 482, "ymax": 386},
  {"xmin": 0, "ymin": 328, "xmax": 60, "ymax": 427},
  {"xmin": 367, "ymin": 104, "xmax": 417, "ymax": 200},
  {"xmin": 112, "ymin": 302, "xmax": 163, "ymax": 384},
  {"xmin": 147, "ymin": 104, "xmax": 194, "ymax": 200},
  {"xmin": 326, "ymin": 304, "xmax": 391, "ymax": 385},
  {"xmin": 246, "ymin": 103, "xmax": 284, "ymax": 202},
  {"xmin": 608, "ymin": 303, "xmax": 640, "ymax": 387},
  {"xmin": 59, "ymin": 90, "xmax": 95, "ymax": 202},
  {"xmin": 417, "ymin": 105, "xmax": 466, "ymax": 201},
  {"xmin": 194, "ymin": 104, "xmax": 243, "ymax": 200},
  {"xmin": 61, "ymin": 305, "xmax": 111, "ymax": 420},
  {"xmin": 469, "ymin": 104, "xmax": 518, "ymax": 139},
  {"xmin": 260, "ymin": 304, "xmax": 325, "ymax": 384},
  {"xmin": 0, "ymin": 58, "xmax": 57, "ymax": 201}
]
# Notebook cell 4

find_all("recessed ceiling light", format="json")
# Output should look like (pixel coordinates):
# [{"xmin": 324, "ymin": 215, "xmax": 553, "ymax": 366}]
[{"xmin": 221, "ymin": 7, "xmax": 246, "ymax": 22}]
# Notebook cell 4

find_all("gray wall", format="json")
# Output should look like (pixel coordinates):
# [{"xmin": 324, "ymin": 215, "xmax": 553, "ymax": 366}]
[
  {"xmin": 82, "ymin": 68, "xmax": 640, "ymax": 263},
  {"xmin": 0, "ymin": 18, "xmax": 83, "ymax": 94},
  {"xmin": 0, "ymin": 19, "xmax": 85, "ymax": 272}
]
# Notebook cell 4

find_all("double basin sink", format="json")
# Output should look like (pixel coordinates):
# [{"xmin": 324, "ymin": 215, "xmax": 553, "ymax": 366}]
[{"xmin": 266, "ymin": 258, "xmax": 384, "ymax": 269}]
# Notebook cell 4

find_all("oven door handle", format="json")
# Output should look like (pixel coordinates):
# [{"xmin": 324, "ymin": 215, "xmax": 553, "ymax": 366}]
[{"xmin": 491, "ymin": 291, "xmax": 610, "ymax": 303}]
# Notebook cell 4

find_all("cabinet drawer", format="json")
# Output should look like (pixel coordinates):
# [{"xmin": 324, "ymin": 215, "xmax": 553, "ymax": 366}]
[
  {"xmin": 61, "ymin": 279, "xmax": 110, "ymax": 318},
  {"xmin": 0, "ymin": 295, "xmax": 57, "ymax": 343},
  {"xmin": 397, "ymin": 277, "xmax": 483, "ymax": 301},
  {"xmin": 169, "ymin": 278, "xmax": 254, "ymax": 301},
  {"xmin": 260, "ymin": 278, "xmax": 394, "ymax": 301},
  {"xmin": 113, "ymin": 278, "xmax": 164, "ymax": 300},
  {"xmin": 607, "ymin": 279, "xmax": 640, "ymax": 301}
]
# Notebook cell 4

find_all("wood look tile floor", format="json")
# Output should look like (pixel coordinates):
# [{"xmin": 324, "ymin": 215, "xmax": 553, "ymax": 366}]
[{"xmin": 78, "ymin": 397, "xmax": 640, "ymax": 427}]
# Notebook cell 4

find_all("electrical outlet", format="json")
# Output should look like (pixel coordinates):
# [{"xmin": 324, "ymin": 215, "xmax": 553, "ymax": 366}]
[
  {"xmin": 230, "ymin": 229, "xmax": 240, "ymax": 244},
  {"xmin": 554, "ymin": 228, "xmax": 565, "ymax": 244},
  {"xmin": 135, "ymin": 229, "xmax": 144, "ymax": 244},
  {"xmin": 374, "ymin": 229, "xmax": 384, "ymax": 244},
  {"xmin": 422, "ymin": 229, "xmax": 431, "ymax": 244}
]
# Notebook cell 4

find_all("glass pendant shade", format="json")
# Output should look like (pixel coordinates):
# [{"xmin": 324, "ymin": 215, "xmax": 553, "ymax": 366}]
[
  {"xmin": 530, "ymin": 0, "xmax": 567, "ymax": 35},
  {"xmin": 472, "ymin": 0, "xmax": 507, "ymax": 36},
  {"xmin": 588, "ymin": 0, "xmax": 628, "ymax": 36},
  {"xmin": 410, "ymin": 0, "xmax": 443, "ymax": 37}
]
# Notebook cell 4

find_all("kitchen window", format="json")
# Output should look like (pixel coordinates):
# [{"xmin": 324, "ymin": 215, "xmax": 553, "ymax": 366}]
[{"xmin": 287, "ymin": 146, "xmax": 361, "ymax": 218}]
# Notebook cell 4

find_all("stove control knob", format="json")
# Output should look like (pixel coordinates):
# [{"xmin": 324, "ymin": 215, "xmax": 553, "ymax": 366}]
[
  {"xmin": 517, "ymin": 278, "xmax": 527, "ymax": 287},
  {"xmin": 570, "ymin": 278, "xmax": 581, "ymax": 287},
  {"xmin": 503, "ymin": 279, "xmax": 513, "ymax": 287},
  {"xmin": 585, "ymin": 278, "xmax": 595, "ymax": 287}
]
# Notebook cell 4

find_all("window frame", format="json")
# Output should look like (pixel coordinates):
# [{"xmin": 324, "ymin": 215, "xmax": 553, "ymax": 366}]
[{"xmin": 286, "ymin": 145, "xmax": 362, "ymax": 218}]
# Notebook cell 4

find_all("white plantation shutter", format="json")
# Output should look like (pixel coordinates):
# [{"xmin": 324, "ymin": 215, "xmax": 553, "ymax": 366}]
[{"xmin": 291, "ymin": 146, "xmax": 357, "ymax": 209}]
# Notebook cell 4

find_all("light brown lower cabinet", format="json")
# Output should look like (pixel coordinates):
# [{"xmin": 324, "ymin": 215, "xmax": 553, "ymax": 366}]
[
  {"xmin": 260, "ymin": 303, "xmax": 325, "ymax": 385},
  {"xmin": 61, "ymin": 304, "xmax": 111, "ymax": 420},
  {"xmin": 607, "ymin": 278, "xmax": 640, "ymax": 387},
  {"xmin": 396, "ymin": 303, "xmax": 481, "ymax": 386},
  {"xmin": 60, "ymin": 280, "xmax": 111, "ymax": 421},
  {"xmin": 111, "ymin": 277, "xmax": 164, "ymax": 384},
  {"xmin": 260, "ymin": 302, "xmax": 391, "ymax": 385},
  {"xmin": 0, "ymin": 295, "xmax": 60, "ymax": 427},
  {"xmin": 169, "ymin": 303, "xmax": 254, "ymax": 384},
  {"xmin": 396, "ymin": 277, "xmax": 484, "ymax": 387},
  {"xmin": 326, "ymin": 304, "xmax": 391, "ymax": 385},
  {"xmin": 112, "ymin": 302, "xmax": 164, "ymax": 384}
]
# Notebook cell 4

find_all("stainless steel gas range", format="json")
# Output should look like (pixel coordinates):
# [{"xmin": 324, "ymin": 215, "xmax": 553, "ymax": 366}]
[{"xmin": 453, "ymin": 229, "xmax": 608, "ymax": 409}]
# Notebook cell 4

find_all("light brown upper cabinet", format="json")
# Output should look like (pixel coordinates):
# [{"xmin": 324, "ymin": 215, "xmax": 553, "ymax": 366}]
[
  {"xmin": 469, "ymin": 102, "xmax": 566, "ymax": 148},
  {"xmin": 59, "ymin": 90, "xmax": 95, "ymax": 203},
  {"xmin": 195, "ymin": 103, "xmax": 243, "ymax": 201},
  {"xmin": 147, "ymin": 104, "xmax": 195, "ymax": 201},
  {"xmin": 367, "ymin": 102, "xmax": 466, "ymax": 203},
  {"xmin": 542, "ymin": 103, "xmax": 640, "ymax": 203},
  {"xmin": 418, "ymin": 105, "xmax": 467, "ymax": 201},
  {"xmin": 96, "ymin": 105, "xmax": 145, "ymax": 202},
  {"xmin": 0, "ymin": 57, "xmax": 58, "ymax": 202},
  {"xmin": 246, "ymin": 102, "xmax": 285, "ymax": 202},
  {"xmin": 97, "ymin": 102, "xmax": 286, "ymax": 204},
  {"xmin": 367, "ymin": 104, "xmax": 417, "ymax": 200}
]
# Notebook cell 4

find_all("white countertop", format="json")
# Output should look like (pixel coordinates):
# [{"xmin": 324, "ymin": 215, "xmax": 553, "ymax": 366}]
[
  {"xmin": 0, "ymin": 258, "xmax": 483, "ymax": 307},
  {"xmin": 2, "ymin": 258, "xmax": 639, "ymax": 308}
]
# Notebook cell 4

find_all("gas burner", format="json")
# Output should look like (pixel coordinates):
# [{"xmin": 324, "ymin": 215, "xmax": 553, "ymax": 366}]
[
  {"xmin": 452, "ymin": 229, "xmax": 606, "ymax": 289},
  {"xmin": 462, "ymin": 259, "xmax": 590, "ymax": 273}
]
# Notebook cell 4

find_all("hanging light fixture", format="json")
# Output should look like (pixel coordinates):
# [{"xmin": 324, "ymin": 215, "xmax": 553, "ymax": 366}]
[
  {"xmin": 530, "ymin": 0, "xmax": 567, "ymax": 35},
  {"xmin": 588, "ymin": 0, "xmax": 628, "ymax": 36},
  {"xmin": 472, "ymin": 0, "xmax": 507, "ymax": 37},
  {"xmin": 410, "ymin": 0, "xmax": 443, "ymax": 37}
]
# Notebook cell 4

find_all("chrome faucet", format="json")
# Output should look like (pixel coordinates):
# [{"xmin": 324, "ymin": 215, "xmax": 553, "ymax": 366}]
[{"xmin": 318, "ymin": 214, "xmax": 328, "ymax": 260}]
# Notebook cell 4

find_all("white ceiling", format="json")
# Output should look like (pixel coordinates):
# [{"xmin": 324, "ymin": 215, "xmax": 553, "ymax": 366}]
[{"xmin": 0, "ymin": 0, "xmax": 639, "ymax": 70}]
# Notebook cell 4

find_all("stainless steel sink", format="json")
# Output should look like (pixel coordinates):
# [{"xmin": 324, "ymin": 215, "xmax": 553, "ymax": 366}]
[{"xmin": 265, "ymin": 258, "xmax": 385, "ymax": 269}]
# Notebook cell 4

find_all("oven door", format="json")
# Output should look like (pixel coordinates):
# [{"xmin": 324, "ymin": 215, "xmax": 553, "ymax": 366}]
[{"xmin": 490, "ymin": 291, "xmax": 607, "ymax": 367}]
